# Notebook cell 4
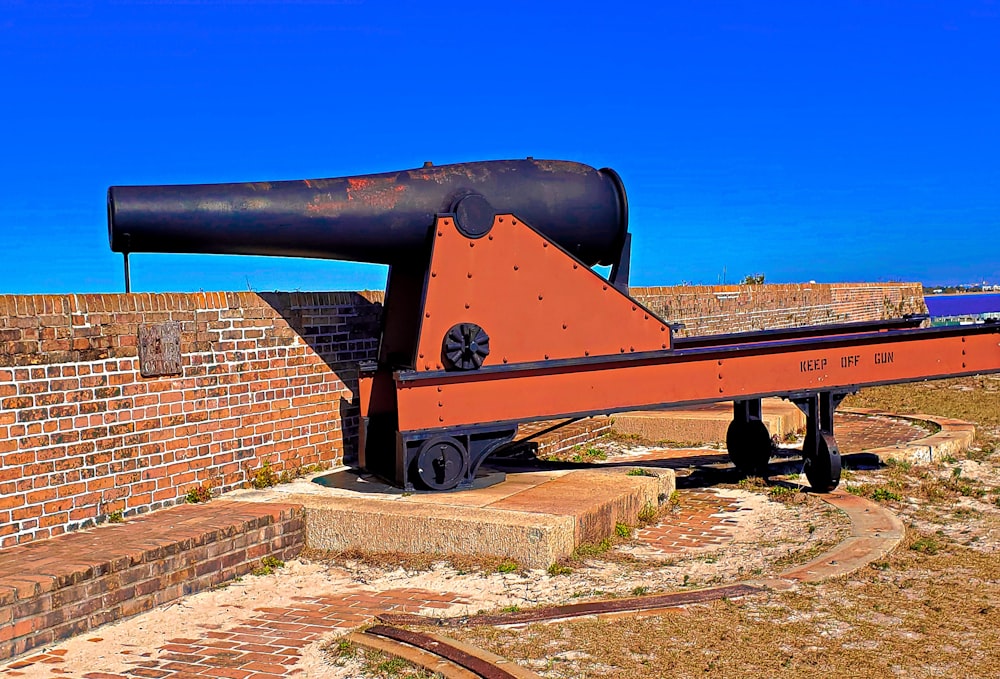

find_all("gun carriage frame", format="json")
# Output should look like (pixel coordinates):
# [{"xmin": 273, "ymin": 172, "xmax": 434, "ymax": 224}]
[{"xmin": 108, "ymin": 160, "xmax": 1000, "ymax": 492}]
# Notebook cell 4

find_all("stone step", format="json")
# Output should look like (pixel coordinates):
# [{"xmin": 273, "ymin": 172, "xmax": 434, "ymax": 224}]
[{"xmin": 0, "ymin": 501, "xmax": 304, "ymax": 662}]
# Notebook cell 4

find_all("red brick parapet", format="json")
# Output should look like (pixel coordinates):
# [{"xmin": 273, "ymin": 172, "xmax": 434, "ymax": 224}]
[
  {"xmin": 632, "ymin": 282, "xmax": 926, "ymax": 337},
  {"xmin": 0, "ymin": 292, "xmax": 381, "ymax": 548}
]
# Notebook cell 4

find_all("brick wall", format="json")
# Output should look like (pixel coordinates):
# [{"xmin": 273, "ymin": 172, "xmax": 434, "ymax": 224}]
[
  {"xmin": 632, "ymin": 282, "xmax": 926, "ymax": 337},
  {"xmin": 0, "ymin": 282, "xmax": 924, "ymax": 549},
  {"xmin": 0, "ymin": 292, "xmax": 381, "ymax": 548}
]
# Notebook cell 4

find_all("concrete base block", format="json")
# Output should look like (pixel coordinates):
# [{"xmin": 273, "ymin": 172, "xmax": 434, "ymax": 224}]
[
  {"xmin": 248, "ymin": 466, "xmax": 676, "ymax": 570},
  {"xmin": 612, "ymin": 398, "xmax": 806, "ymax": 444},
  {"xmin": 305, "ymin": 497, "xmax": 577, "ymax": 569}
]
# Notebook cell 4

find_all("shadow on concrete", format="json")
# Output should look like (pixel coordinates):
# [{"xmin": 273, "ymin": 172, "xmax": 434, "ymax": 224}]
[
  {"xmin": 491, "ymin": 448, "xmax": 884, "ymax": 492},
  {"xmin": 311, "ymin": 466, "xmax": 506, "ymax": 495}
]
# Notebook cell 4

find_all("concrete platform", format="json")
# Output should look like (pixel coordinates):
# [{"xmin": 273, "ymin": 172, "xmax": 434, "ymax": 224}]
[
  {"xmin": 612, "ymin": 398, "xmax": 805, "ymax": 444},
  {"xmin": 230, "ymin": 465, "xmax": 676, "ymax": 569}
]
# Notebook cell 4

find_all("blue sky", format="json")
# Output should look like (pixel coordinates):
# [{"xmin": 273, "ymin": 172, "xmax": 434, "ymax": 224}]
[{"xmin": 1, "ymin": 0, "xmax": 998, "ymax": 294}]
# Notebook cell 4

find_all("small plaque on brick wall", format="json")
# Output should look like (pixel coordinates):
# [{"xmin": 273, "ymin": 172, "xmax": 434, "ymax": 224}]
[{"xmin": 138, "ymin": 322, "xmax": 182, "ymax": 378}]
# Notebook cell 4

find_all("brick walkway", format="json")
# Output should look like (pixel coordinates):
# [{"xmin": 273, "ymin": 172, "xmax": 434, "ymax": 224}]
[
  {"xmin": 634, "ymin": 490, "xmax": 751, "ymax": 554},
  {"xmin": 4, "ymin": 588, "xmax": 472, "ymax": 678},
  {"xmin": 834, "ymin": 412, "xmax": 932, "ymax": 453},
  {"xmin": 1, "ymin": 488, "xmax": 758, "ymax": 678}
]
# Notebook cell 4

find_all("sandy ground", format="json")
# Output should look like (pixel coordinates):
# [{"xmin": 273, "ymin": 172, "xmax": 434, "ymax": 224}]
[{"xmin": 3, "ymin": 484, "xmax": 850, "ymax": 679}]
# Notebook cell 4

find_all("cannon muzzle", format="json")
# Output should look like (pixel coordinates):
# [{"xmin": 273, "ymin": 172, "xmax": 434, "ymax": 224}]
[{"xmin": 108, "ymin": 159, "xmax": 628, "ymax": 268}]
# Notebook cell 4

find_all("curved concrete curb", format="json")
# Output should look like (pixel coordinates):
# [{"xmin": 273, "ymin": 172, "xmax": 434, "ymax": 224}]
[
  {"xmin": 840, "ymin": 408, "xmax": 976, "ymax": 464},
  {"xmin": 752, "ymin": 488, "xmax": 905, "ymax": 590}
]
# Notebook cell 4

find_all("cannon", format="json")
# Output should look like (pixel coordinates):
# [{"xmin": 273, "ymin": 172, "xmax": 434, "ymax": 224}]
[{"xmin": 109, "ymin": 159, "xmax": 1000, "ymax": 492}]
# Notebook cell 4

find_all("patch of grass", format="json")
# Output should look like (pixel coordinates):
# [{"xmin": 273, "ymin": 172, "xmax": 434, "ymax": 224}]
[
  {"xmin": 846, "ymin": 482, "xmax": 903, "ymax": 503},
  {"xmin": 872, "ymin": 487, "xmax": 903, "ymax": 502},
  {"xmin": 332, "ymin": 638, "xmax": 356, "ymax": 659},
  {"xmin": 547, "ymin": 562, "xmax": 572, "ymax": 576},
  {"xmin": 631, "ymin": 585, "xmax": 649, "ymax": 596},
  {"xmin": 331, "ymin": 644, "xmax": 437, "ymax": 678},
  {"xmin": 500, "ymin": 604, "xmax": 520, "ymax": 613},
  {"xmin": 106, "ymin": 510, "xmax": 124, "ymax": 523},
  {"xmin": 296, "ymin": 462, "xmax": 328, "ymax": 477},
  {"xmin": 602, "ymin": 429, "xmax": 647, "ymax": 445},
  {"xmin": 767, "ymin": 485, "xmax": 799, "ymax": 503},
  {"xmin": 497, "ymin": 560, "xmax": 519, "ymax": 574},
  {"xmin": 573, "ymin": 537, "xmax": 614, "ymax": 559},
  {"xmin": 251, "ymin": 555, "xmax": 286, "ymax": 576},
  {"xmin": 248, "ymin": 459, "xmax": 280, "ymax": 489},
  {"xmin": 638, "ymin": 501, "xmax": 660, "ymax": 523},
  {"xmin": 570, "ymin": 446, "xmax": 608, "ymax": 463},
  {"xmin": 374, "ymin": 656, "xmax": 409, "ymax": 675},
  {"xmin": 909, "ymin": 535, "xmax": 942, "ymax": 555},
  {"xmin": 884, "ymin": 457, "xmax": 913, "ymax": 472},
  {"xmin": 627, "ymin": 467, "xmax": 657, "ymax": 477},
  {"xmin": 301, "ymin": 548, "xmax": 524, "ymax": 577},
  {"xmin": 614, "ymin": 522, "xmax": 632, "ymax": 538},
  {"xmin": 184, "ymin": 483, "xmax": 213, "ymax": 503}
]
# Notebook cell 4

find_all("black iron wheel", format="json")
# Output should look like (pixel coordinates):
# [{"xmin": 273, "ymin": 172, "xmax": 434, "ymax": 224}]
[
  {"xmin": 803, "ymin": 431, "xmax": 841, "ymax": 492},
  {"xmin": 414, "ymin": 436, "xmax": 469, "ymax": 490},
  {"xmin": 442, "ymin": 323, "xmax": 490, "ymax": 370},
  {"xmin": 726, "ymin": 419, "xmax": 772, "ymax": 477}
]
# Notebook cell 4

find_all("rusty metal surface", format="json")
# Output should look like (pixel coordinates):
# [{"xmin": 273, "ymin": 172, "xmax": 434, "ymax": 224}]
[
  {"xmin": 364, "ymin": 625, "xmax": 520, "ymax": 679},
  {"xmin": 108, "ymin": 159, "xmax": 628, "ymax": 267},
  {"xmin": 379, "ymin": 583, "xmax": 762, "ymax": 627},
  {"xmin": 137, "ymin": 321, "xmax": 182, "ymax": 377},
  {"xmin": 412, "ymin": 214, "xmax": 670, "ymax": 372},
  {"xmin": 395, "ymin": 327, "xmax": 1000, "ymax": 432}
]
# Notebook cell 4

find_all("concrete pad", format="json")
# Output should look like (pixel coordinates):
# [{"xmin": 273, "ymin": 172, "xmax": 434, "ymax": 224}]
[
  {"xmin": 761, "ymin": 487, "xmax": 905, "ymax": 586},
  {"xmin": 231, "ymin": 466, "xmax": 676, "ymax": 569},
  {"xmin": 612, "ymin": 398, "xmax": 806, "ymax": 443},
  {"xmin": 488, "ymin": 471, "xmax": 660, "ymax": 545}
]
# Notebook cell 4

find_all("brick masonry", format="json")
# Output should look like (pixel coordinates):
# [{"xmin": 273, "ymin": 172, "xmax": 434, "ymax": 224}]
[
  {"xmin": 0, "ymin": 283, "xmax": 923, "ymax": 549},
  {"xmin": 0, "ymin": 500, "xmax": 305, "ymax": 662},
  {"xmin": 632, "ymin": 282, "xmax": 927, "ymax": 337},
  {"xmin": 0, "ymin": 292, "xmax": 381, "ymax": 549}
]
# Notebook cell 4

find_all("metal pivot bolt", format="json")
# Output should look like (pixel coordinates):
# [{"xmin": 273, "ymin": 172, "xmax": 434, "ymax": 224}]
[{"xmin": 442, "ymin": 323, "xmax": 490, "ymax": 370}]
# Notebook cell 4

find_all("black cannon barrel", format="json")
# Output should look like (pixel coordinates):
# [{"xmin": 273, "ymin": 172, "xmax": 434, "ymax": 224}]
[{"xmin": 108, "ymin": 159, "xmax": 629, "ymax": 267}]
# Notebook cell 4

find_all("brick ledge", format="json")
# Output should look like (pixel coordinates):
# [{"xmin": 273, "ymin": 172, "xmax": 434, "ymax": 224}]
[{"xmin": 0, "ymin": 501, "xmax": 304, "ymax": 661}]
